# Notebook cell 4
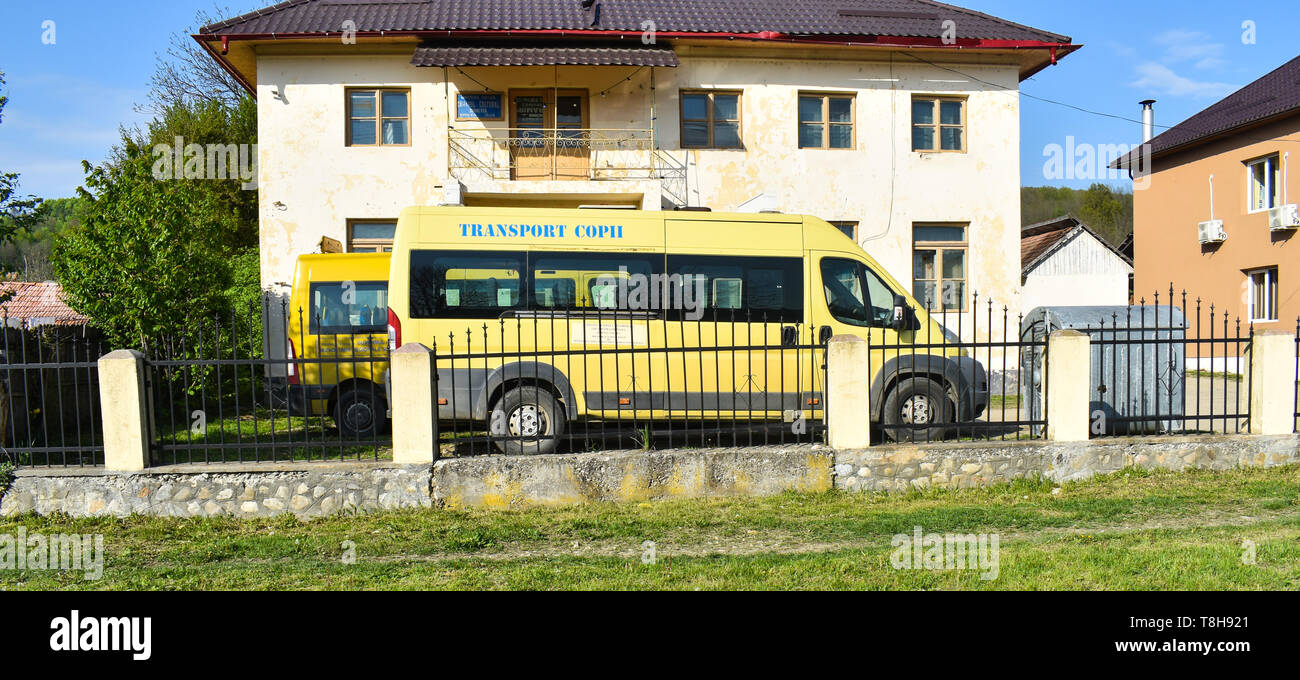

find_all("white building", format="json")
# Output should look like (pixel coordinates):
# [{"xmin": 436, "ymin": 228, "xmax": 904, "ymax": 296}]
[
  {"xmin": 1021, "ymin": 216, "xmax": 1133, "ymax": 313},
  {"xmin": 196, "ymin": 0, "xmax": 1078, "ymax": 339}
]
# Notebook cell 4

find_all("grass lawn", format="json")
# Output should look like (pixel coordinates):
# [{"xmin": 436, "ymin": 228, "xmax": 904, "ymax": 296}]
[{"xmin": 2, "ymin": 464, "xmax": 1298, "ymax": 590}]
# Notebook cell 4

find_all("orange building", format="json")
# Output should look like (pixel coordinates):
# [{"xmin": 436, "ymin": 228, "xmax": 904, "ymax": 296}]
[{"xmin": 1117, "ymin": 55, "xmax": 1300, "ymax": 347}]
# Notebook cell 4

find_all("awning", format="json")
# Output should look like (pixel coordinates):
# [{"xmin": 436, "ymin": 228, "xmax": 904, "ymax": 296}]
[{"xmin": 412, "ymin": 44, "xmax": 679, "ymax": 68}]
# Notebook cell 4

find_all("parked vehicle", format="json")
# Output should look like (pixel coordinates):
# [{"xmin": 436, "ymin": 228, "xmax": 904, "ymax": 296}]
[
  {"xmin": 281, "ymin": 253, "xmax": 391, "ymax": 438},
  {"xmin": 386, "ymin": 206, "xmax": 987, "ymax": 454}
]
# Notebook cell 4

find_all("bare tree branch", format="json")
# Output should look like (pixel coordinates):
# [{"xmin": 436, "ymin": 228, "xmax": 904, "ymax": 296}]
[{"xmin": 142, "ymin": 5, "xmax": 253, "ymax": 114}]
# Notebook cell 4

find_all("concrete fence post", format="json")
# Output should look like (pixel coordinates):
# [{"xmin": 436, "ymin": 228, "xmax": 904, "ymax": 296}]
[
  {"xmin": 98, "ymin": 350, "xmax": 151, "ymax": 472},
  {"xmin": 1046, "ymin": 330, "xmax": 1091, "ymax": 442},
  {"xmin": 391, "ymin": 343, "xmax": 438, "ymax": 464},
  {"xmin": 826, "ymin": 335, "xmax": 871, "ymax": 449},
  {"xmin": 1248, "ymin": 330, "xmax": 1296, "ymax": 435}
]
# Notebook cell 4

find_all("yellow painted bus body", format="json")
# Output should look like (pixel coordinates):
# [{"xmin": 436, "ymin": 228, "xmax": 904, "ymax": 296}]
[{"xmin": 386, "ymin": 207, "xmax": 986, "ymax": 452}]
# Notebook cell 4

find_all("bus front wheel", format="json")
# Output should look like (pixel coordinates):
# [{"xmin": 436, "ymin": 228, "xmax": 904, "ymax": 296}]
[
  {"xmin": 491, "ymin": 387, "xmax": 565, "ymax": 456},
  {"xmin": 882, "ymin": 377, "xmax": 953, "ymax": 443}
]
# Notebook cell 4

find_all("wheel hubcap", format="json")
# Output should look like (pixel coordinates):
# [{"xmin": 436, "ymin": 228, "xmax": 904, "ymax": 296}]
[
  {"xmin": 508, "ymin": 405, "xmax": 545, "ymax": 437},
  {"xmin": 901, "ymin": 395, "xmax": 934, "ymax": 426},
  {"xmin": 344, "ymin": 402, "xmax": 374, "ymax": 432}
]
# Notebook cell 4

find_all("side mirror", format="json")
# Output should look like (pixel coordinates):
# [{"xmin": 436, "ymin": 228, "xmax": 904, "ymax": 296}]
[{"xmin": 891, "ymin": 295, "xmax": 910, "ymax": 332}]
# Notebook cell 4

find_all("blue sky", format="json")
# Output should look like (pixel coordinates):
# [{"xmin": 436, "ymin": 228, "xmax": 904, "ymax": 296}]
[{"xmin": 0, "ymin": 1, "xmax": 1297, "ymax": 199}]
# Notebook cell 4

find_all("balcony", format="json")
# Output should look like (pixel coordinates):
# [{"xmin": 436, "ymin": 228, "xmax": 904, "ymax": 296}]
[{"xmin": 448, "ymin": 128, "xmax": 687, "ymax": 205}]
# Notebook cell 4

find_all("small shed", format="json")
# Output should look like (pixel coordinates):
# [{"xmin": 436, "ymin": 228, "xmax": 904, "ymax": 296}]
[{"xmin": 1021, "ymin": 216, "xmax": 1133, "ymax": 311}]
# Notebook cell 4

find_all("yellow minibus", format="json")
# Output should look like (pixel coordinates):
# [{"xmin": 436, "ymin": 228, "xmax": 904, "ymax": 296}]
[
  {"xmin": 282, "ymin": 253, "xmax": 391, "ymax": 438},
  {"xmin": 386, "ymin": 207, "xmax": 987, "ymax": 454}
]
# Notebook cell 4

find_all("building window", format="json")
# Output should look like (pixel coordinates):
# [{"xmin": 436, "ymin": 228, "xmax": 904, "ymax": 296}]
[
  {"xmin": 1246, "ymin": 155, "xmax": 1281, "ymax": 213},
  {"xmin": 913, "ymin": 224, "xmax": 968, "ymax": 312},
  {"xmin": 798, "ymin": 93, "xmax": 855, "ymax": 149},
  {"xmin": 831, "ymin": 221, "xmax": 859, "ymax": 241},
  {"xmin": 680, "ymin": 91, "xmax": 742, "ymax": 149},
  {"xmin": 347, "ymin": 89, "xmax": 410, "ymax": 146},
  {"xmin": 348, "ymin": 221, "xmax": 397, "ymax": 252},
  {"xmin": 912, "ymin": 97, "xmax": 966, "ymax": 152},
  {"xmin": 1246, "ymin": 267, "xmax": 1279, "ymax": 322}
]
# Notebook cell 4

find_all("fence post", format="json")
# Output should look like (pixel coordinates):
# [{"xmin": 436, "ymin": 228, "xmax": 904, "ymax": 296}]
[
  {"xmin": 98, "ymin": 350, "xmax": 151, "ymax": 472},
  {"xmin": 1248, "ymin": 329, "xmax": 1296, "ymax": 435},
  {"xmin": 1046, "ymin": 330, "xmax": 1091, "ymax": 442},
  {"xmin": 826, "ymin": 335, "xmax": 871, "ymax": 449},
  {"xmin": 391, "ymin": 343, "xmax": 438, "ymax": 464}
]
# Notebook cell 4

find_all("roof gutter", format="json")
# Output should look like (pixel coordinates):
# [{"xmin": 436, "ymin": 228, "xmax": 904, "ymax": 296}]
[{"xmin": 194, "ymin": 29, "xmax": 1078, "ymax": 95}]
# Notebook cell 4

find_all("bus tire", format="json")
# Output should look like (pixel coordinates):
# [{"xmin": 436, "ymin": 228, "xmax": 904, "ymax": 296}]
[
  {"xmin": 882, "ymin": 377, "xmax": 953, "ymax": 443},
  {"xmin": 491, "ymin": 386, "xmax": 565, "ymax": 456},
  {"xmin": 334, "ymin": 386, "xmax": 389, "ymax": 439}
]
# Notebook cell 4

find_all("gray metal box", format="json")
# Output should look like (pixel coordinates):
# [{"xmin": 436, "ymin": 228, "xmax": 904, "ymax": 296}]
[{"xmin": 1021, "ymin": 306, "xmax": 1186, "ymax": 435}]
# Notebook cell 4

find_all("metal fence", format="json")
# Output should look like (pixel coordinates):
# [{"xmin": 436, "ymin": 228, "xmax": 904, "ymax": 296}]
[
  {"xmin": 1294, "ymin": 317, "xmax": 1299, "ymax": 434},
  {"xmin": 875, "ymin": 294, "xmax": 1046, "ymax": 444},
  {"xmin": 434, "ymin": 310, "xmax": 828, "ymax": 457},
  {"xmin": 146, "ymin": 298, "xmax": 392, "ymax": 465},
  {"xmin": 0, "ymin": 321, "xmax": 107, "ymax": 468},
  {"xmin": 1081, "ymin": 290, "xmax": 1251, "ymax": 436}
]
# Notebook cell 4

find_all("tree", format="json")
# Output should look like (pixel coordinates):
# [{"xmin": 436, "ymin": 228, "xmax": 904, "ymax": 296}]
[
  {"xmin": 144, "ymin": 6, "xmax": 250, "ymax": 113},
  {"xmin": 53, "ymin": 136, "xmax": 238, "ymax": 349},
  {"xmin": 0, "ymin": 71, "xmax": 44, "ymax": 244}
]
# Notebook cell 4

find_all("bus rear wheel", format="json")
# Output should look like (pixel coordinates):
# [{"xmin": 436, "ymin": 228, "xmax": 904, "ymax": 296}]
[
  {"xmin": 491, "ymin": 387, "xmax": 565, "ymax": 456},
  {"xmin": 334, "ymin": 386, "xmax": 388, "ymax": 440},
  {"xmin": 882, "ymin": 377, "xmax": 953, "ymax": 443}
]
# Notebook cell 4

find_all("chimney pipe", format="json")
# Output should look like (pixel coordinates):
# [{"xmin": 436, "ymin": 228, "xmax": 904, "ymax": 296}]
[{"xmin": 1140, "ymin": 99, "xmax": 1156, "ymax": 143}]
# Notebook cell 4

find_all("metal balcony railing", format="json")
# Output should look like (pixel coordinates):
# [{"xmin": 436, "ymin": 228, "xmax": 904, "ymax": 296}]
[{"xmin": 448, "ymin": 128, "xmax": 687, "ymax": 199}]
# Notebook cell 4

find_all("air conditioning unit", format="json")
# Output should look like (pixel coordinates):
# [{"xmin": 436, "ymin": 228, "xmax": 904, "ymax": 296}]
[
  {"xmin": 1267, "ymin": 204, "xmax": 1300, "ymax": 231},
  {"xmin": 1197, "ymin": 220, "xmax": 1227, "ymax": 245}
]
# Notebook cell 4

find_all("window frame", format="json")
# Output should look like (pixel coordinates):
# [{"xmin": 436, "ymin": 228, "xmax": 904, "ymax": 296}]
[
  {"xmin": 346, "ymin": 219, "xmax": 398, "ymax": 253},
  {"xmin": 912, "ymin": 223, "xmax": 970, "ymax": 313},
  {"xmin": 797, "ymin": 92, "xmax": 856, "ymax": 150},
  {"xmin": 1245, "ymin": 154, "xmax": 1281, "ymax": 214},
  {"xmin": 911, "ymin": 96, "xmax": 968, "ymax": 153},
  {"xmin": 830, "ymin": 221, "xmax": 859, "ymax": 242},
  {"xmin": 1246, "ymin": 266, "xmax": 1279, "ymax": 322},
  {"xmin": 345, "ymin": 88, "xmax": 412, "ymax": 147},
  {"xmin": 679, "ymin": 89, "xmax": 744, "ymax": 150},
  {"xmin": 819, "ymin": 257, "xmax": 900, "ymax": 329}
]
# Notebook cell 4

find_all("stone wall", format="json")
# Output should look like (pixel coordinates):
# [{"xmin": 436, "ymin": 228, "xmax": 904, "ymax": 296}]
[
  {"xmin": 0, "ymin": 463, "xmax": 432, "ymax": 519},
  {"xmin": 1, "ymin": 436, "xmax": 1295, "ymax": 516},
  {"xmin": 834, "ymin": 435, "xmax": 1299, "ymax": 493}
]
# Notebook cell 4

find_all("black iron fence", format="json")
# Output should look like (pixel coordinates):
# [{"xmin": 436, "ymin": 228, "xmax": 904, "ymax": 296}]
[
  {"xmin": 873, "ymin": 293, "xmax": 1046, "ymax": 444},
  {"xmin": 145, "ymin": 297, "xmax": 392, "ymax": 465},
  {"xmin": 1294, "ymin": 317, "xmax": 1299, "ymax": 434},
  {"xmin": 1080, "ymin": 290, "xmax": 1251, "ymax": 436},
  {"xmin": 0, "ymin": 320, "xmax": 107, "ymax": 468},
  {"xmin": 434, "ymin": 310, "xmax": 828, "ymax": 457}
]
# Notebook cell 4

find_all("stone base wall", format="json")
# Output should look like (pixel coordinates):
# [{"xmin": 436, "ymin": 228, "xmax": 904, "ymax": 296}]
[
  {"xmin": 1, "ymin": 436, "xmax": 1295, "ymax": 517},
  {"xmin": 0, "ymin": 463, "xmax": 432, "ymax": 519},
  {"xmin": 834, "ymin": 435, "xmax": 1299, "ymax": 493}
]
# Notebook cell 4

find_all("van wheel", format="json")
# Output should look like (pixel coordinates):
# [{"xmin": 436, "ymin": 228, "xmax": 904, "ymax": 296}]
[
  {"xmin": 334, "ymin": 386, "xmax": 389, "ymax": 439},
  {"xmin": 491, "ymin": 387, "xmax": 565, "ymax": 456},
  {"xmin": 882, "ymin": 378, "xmax": 953, "ymax": 443}
]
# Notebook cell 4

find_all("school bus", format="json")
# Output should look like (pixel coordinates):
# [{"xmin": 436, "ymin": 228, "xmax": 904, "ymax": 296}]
[
  {"xmin": 386, "ymin": 206, "xmax": 987, "ymax": 454},
  {"xmin": 282, "ymin": 253, "xmax": 391, "ymax": 438}
]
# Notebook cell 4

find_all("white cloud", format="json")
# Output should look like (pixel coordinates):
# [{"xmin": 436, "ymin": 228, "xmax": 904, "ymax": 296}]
[
  {"xmin": 1148, "ymin": 29, "xmax": 1226, "ymax": 69},
  {"xmin": 1131, "ymin": 62, "xmax": 1234, "ymax": 98}
]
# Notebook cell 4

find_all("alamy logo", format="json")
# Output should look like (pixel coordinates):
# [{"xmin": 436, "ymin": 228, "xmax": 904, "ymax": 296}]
[
  {"xmin": 890, "ymin": 526, "xmax": 1000, "ymax": 581},
  {"xmin": 594, "ymin": 267, "xmax": 709, "ymax": 321},
  {"xmin": 50, "ymin": 610, "xmax": 152, "ymax": 661},
  {"xmin": 0, "ymin": 527, "xmax": 103, "ymax": 580},
  {"xmin": 151, "ymin": 136, "xmax": 258, "ymax": 190}
]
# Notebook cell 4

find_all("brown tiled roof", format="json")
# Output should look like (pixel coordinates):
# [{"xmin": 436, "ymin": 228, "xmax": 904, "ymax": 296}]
[
  {"xmin": 1116, "ymin": 54, "xmax": 1300, "ymax": 166},
  {"xmin": 1021, "ymin": 215, "xmax": 1132, "ymax": 275},
  {"xmin": 201, "ymin": 0, "xmax": 1071, "ymax": 42},
  {"xmin": 411, "ymin": 43, "xmax": 680, "ymax": 67},
  {"xmin": 0, "ymin": 282, "xmax": 89, "ymax": 328}
]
